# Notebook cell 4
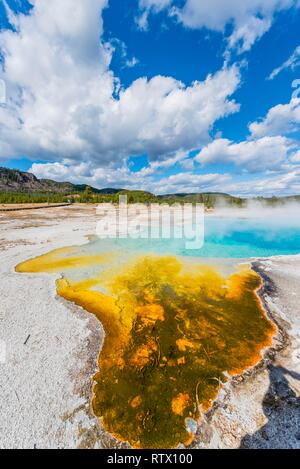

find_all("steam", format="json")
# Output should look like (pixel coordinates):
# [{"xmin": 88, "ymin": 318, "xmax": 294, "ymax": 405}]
[{"xmin": 211, "ymin": 199, "xmax": 300, "ymax": 228}]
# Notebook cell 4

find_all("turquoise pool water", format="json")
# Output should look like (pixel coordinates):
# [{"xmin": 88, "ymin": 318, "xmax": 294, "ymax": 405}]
[{"xmin": 86, "ymin": 215, "xmax": 300, "ymax": 259}]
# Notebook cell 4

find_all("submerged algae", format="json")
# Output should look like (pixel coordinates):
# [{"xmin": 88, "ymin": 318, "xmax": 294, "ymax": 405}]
[{"xmin": 16, "ymin": 252, "xmax": 276, "ymax": 449}]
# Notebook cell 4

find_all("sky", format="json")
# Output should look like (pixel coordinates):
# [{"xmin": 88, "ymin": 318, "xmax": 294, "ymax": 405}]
[{"xmin": 0, "ymin": 0, "xmax": 300, "ymax": 196}]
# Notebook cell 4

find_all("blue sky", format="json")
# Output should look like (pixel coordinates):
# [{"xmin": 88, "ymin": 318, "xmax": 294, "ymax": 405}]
[{"xmin": 0, "ymin": 0, "xmax": 300, "ymax": 196}]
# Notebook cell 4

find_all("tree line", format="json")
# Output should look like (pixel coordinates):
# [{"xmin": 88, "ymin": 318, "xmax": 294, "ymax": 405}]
[{"xmin": 1, "ymin": 187, "xmax": 297, "ymax": 207}]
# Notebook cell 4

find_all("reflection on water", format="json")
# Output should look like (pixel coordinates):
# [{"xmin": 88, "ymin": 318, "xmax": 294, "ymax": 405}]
[{"xmin": 16, "ymin": 247, "xmax": 276, "ymax": 448}]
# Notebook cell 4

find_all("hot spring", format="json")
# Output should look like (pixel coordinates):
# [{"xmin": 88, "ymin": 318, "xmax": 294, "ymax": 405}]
[{"xmin": 16, "ymin": 206, "xmax": 300, "ymax": 448}]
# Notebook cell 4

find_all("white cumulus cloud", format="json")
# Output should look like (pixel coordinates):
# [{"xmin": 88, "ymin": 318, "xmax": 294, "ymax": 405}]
[
  {"xmin": 196, "ymin": 136, "xmax": 294, "ymax": 173},
  {"xmin": 249, "ymin": 98, "xmax": 300, "ymax": 138},
  {"xmin": 0, "ymin": 0, "xmax": 241, "ymax": 168},
  {"xmin": 151, "ymin": 172, "xmax": 231, "ymax": 194},
  {"xmin": 30, "ymin": 159, "xmax": 230, "ymax": 195},
  {"xmin": 214, "ymin": 169, "xmax": 300, "ymax": 196}
]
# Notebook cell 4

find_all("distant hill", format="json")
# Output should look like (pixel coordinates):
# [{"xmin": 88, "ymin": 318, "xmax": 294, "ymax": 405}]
[
  {"xmin": 159, "ymin": 192, "xmax": 244, "ymax": 207},
  {"xmin": 98, "ymin": 188, "xmax": 123, "ymax": 194},
  {"xmin": 160, "ymin": 192, "xmax": 231, "ymax": 198},
  {"xmin": 1, "ymin": 167, "xmax": 300, "ymax": 207},
  {"xmin": 0, "ymin": 167, "xmax": 122, "ymax": 195}
]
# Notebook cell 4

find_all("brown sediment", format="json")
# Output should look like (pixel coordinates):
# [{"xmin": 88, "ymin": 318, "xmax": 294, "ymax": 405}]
[{"xmin": 16, "ymin": 252, "xmax": 276, "ymax": 449}]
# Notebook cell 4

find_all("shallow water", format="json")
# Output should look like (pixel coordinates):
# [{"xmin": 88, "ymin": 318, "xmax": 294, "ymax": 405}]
[{"xmin": 87, "ymin": 215, "xmax": 300, "ymax": 259}]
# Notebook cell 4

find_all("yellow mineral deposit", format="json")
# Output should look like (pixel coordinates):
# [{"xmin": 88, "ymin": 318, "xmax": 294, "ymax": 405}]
[
  {"xmin": 16, "ymin": 252, "xmax": 276, "ymax": 449},
  {"xmin": 15, "ymin": 246, "xmax": 111, "ymax": 273}
]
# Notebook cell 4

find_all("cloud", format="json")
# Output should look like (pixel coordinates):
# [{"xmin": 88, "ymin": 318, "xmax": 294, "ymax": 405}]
[
  {"xmin": 136, "ymin": 0, "xmax": 172, "ymax": 31},
  {"xmin": 175, "ymin": 0, "xmax": 300, "ymax": 53},
  {"xmin": 226, "ymin": 15, "xmax": 272, "ymax": 53},
  {"xmin": 136, "ymin": 151, "xmax": 190, "ymax": 177},
  {"xmin": 135, "ymin": 11, "xmax": 149, "ymax": 32},
  {"xmin": 109, "ymin": 37, "xmax": 140, "ymax": 68},
  {"xmin": 223, "ymin": 169, "xmax": 300, "ymax": 197},
  {"xmin": 107, "ymin": 69, "xmax": 240, "ymax": 160},
  {"xmin": 268, "ymin": 45, "xmax": 300, "ymax": 80},
  {"xmin": 31, "ymin": 161, "xmax": 95, "ymax": 182},
  {"xmin": 0, "ymin": 0, "xmax": 112, "ymax": 160},
  {"xmin": 138, "ymin": 0, "xmax": 299, "ymax": 53},
  {"xmin": 139, "ymin": 0, "xmax": 171, "ymax": 8},
  {"xmin": 31, "ymin": 157, "xmax": 300, "ymax": 197},
  {"xmin": 0, "ymin": 0, "xmax": 241, "ymax": 169},
  {"xmin": 249, "ymin": 98, "xmax": 300, "ymax": 137},
  {"xmin": 125, "ymin": 57, "xmax": 139, "ymax": 68},
  {"xmin": 196, "ymin": 136, "xmax": 294, "ymax": 173},
  {"xmin": 151, "ymin": 172, "xmax": 231, "ymax": 194},
  {"xmin": 3, "ymin": 0, "xmax": 300, "ymax": 198},
  {"xmin": 291, "ymin": 150, "xmax": 300, "ymax": 163},
  {"xmin": 30, "ymin": 161, "xmax": 141, "ymax": 189},
  {"xmin": 0, "ymin": 17, "xmax": 241, "ymax": 162},
  {"xmin": 30, "ymin": 159, "xmax": 167, "ymax": 192},
  {"xmin": 32, "ymin": 157, "xmax": 300, "ymax": 197},
  {"xmin": 30, "ymin": 158, "xmax": 229, "ymax": 195}
]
